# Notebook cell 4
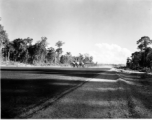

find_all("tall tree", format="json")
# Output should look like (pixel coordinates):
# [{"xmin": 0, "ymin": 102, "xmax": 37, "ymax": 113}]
[
  {"xmin": 10, "ymin": 38, "xmax": 29, "ymax": 62},
  {"xmin": 131, "ymin": 51, "xmax": 142, "ymax": 69},
  {"xmin": 145, "ymin": 47, "xmax": 152, "ymax": 68},
  {"xmin": 83, "ymin": 53, "xmax": 90, "ymax": 63},
  {"xmin": 55, "ymin": 41, "xmax": 65, "ymax": 48},
  {"xmin": 61, "ymin": 52, "xmax": 72, "ymax": 64},
  {"xmin": 22, "ymin": 37, "xmax": 33, "ymax": 63},
  {"xmin": 137, "ymin": 36, "xmax": 152, "ymax": 51},
  {"xmin": 3, "ymin": 41, "xmax": 15, "ymax": 61},
  {"xmin": 0, "ymin": 24, "xmax": 9, "ymax": 62},
  {"xmin": 89, "ymin": 56, "xmax": 93, "ymax": 62},
  {"xmin": 137, "ymin": 36, "xmax": 152, "ymax": 67},
  {"xmin": 33, "ymin": 37, "xmax": 47, "ymax": 64},
  {"xmin": 46, "ymin": 47, "xmax": 56, "ymax": 64},
  {"xmin": 55, "ymin": 41, "xmax": 65, "ymax": 63}
]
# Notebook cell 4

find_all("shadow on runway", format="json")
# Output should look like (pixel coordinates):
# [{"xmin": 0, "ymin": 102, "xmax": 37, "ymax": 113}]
[
  {"xmin": 1, "ymin": 78, "xmax": 84, "ymax": 118},
  {"xmin": 1, "ymin": 67, "xmax": 116, "ymax": 79},
  {"xmin": 1, "ymin": 68, "xmax": 112, "ymax": 118},
  {"xmin": 2, "ymin": 67, "xmax": 152, "ymax": 118}
]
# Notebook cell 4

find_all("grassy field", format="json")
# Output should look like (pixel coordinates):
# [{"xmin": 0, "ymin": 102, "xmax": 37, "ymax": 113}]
[{"xmin": 117, "ymin": 72, "xmax": 152, "ymax": 118}]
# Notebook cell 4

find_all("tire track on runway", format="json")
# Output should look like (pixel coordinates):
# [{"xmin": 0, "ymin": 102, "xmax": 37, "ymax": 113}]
[
  {"xmin": 16, "ymin": 76, "xmax": 95, "ymax": 119},
  {"xmin": 116, "ymin": 73, "xmax": 141, "ymax": 118}
]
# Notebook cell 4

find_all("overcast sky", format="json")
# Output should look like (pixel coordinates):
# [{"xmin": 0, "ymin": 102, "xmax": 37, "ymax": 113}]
[{"xmin": 1, "ymin": 0, "xmax": 152, "ymax": 64}]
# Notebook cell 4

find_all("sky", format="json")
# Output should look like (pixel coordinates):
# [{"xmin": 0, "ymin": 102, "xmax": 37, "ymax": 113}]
[{"xmin": 0, "ymin": 0, "xmax": 152, "ymax": 64}]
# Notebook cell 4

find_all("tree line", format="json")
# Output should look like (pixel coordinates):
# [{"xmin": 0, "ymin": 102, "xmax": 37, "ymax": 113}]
[
  {"xmin": 0, "ymin": 23, "xmax": 94, "ymax": 66},
  {"xmin": 126, "ymin": 36, "xmax": 152, "ymax": 71}
]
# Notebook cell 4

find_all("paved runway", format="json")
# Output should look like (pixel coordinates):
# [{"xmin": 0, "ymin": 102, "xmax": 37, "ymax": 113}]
[{"xmin": 1, "ymin": 67, "xmax": 152, "ymax": 118}]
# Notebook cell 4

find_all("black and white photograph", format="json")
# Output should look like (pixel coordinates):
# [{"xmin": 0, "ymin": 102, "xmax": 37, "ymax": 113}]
[{"xmin": 0, "ymin": 0, "xmax": 152, "ymax": 119}]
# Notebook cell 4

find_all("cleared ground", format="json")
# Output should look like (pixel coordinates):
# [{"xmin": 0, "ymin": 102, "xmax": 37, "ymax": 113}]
[{"xmin": 1, "ymin": 67, "xmax": 152, "ymax": 118}]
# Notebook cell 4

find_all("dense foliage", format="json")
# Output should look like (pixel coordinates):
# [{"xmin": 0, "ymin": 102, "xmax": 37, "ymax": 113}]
[
  {"xmin": 0, "ymin": 22, "xmax": 94, "ymax": 66},
  {"xmin": 0, "ymin": 23, "xmax": 9, "ymax": 61},
  {"xmin": 126, "ymin": 36, "xmax": 152, "ymax": 71}
]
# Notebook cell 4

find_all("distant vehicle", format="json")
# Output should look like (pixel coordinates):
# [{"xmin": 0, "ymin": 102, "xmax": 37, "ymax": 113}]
[
  {"xmin": 71, "ymin": 61, "xmax": 95, "ymax": 68},
  {"xmin": 71, "ymin": 61, "xmax": 85, "ymax": 68}
]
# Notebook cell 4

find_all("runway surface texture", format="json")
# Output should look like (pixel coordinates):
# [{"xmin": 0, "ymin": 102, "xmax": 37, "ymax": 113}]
[{"xmin": 1, "ymin": 67, "xmax": 152, "ymax": 118}]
